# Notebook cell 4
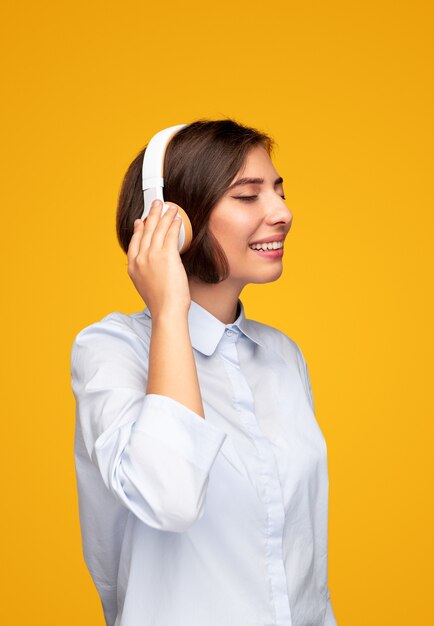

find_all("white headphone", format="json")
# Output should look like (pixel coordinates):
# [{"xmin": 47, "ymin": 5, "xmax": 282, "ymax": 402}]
[{"xmin": 140, "ymin": 124, "xmax": 193, "ymax": 254}]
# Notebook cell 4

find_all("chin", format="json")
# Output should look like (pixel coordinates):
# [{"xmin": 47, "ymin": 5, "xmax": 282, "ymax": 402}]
[{"xmin": 249, "ymin": 267, "xmax": 284, "ymax": 285}]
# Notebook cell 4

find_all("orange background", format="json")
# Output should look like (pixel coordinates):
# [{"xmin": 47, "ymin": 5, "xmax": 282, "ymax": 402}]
[{"xmin": 1, "ymin": 1, "xmax": 433, "ymax": 624}]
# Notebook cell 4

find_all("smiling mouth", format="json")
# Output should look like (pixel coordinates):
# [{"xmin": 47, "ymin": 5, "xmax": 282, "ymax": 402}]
[
  {"xmin": 248, "ymin": 242, "xmax": 284, "ymax": 252},
  {"xmin": 249, "ymin": 246, "xmax": 284, "ymax": 258}
]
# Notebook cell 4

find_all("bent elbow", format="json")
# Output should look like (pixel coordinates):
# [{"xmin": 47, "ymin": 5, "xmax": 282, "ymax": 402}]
[
  {"xmin": 156, "ymin": 501, "xmax": 206, "ymax": 533},
  {"xmin": 96, "ymin": 440, "xmax": 211, "ymax": 533},
  {"xmin": 132, "ymin": 474, "xmax": 209, "ymax": 533}
]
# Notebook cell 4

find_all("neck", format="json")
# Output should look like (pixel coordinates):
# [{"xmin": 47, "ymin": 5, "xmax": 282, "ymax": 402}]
[{"xmin": 188, "ymin": 276, "xmax": 243, "ymax": 324}]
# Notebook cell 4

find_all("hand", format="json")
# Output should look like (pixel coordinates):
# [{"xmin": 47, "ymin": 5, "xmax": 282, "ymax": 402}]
[{"xmin": 127, "ymin": 199, "xmax": 191, "ymax": 318}]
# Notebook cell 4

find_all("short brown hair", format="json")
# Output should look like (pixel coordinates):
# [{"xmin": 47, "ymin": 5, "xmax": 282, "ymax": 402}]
[{"xmin": 116, "ymin": 117, "xmax": 275, "ymax": 283}]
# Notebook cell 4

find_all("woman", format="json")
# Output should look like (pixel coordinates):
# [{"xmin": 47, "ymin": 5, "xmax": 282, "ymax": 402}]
[{"xmin": 71, "ymin": 118, "xmax": 338, "ymax": 626}]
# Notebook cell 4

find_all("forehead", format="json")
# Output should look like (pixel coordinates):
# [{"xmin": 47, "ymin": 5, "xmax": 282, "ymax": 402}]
[
  {"xmin": 224, "ymin": 145, "xmax": 282, "ymax": 194},
  {"xmin": 234, "ymin": 145, "xmax": 278, "ymax": 180}
]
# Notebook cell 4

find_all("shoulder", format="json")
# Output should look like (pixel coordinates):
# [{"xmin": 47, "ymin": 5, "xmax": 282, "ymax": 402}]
[
  {"xmin": 244, "ymin": 317, "xmax": 304, "ymax": 365},
  {"xmin": 245, "ymin": 317, "xmax": 314, "ymax": 408},
  {"xmin": 70, "ymin": 310, "xmax": 152, "ymax": 371}
]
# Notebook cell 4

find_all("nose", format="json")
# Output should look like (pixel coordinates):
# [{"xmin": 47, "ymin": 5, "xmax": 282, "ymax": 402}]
[
  {"xmin": 271, "ymin": 194, "xmax": 293, "ymax": 227},
  {"xmin": 283, "ymin": 204, "xmax": 293, "ymax": 225}
]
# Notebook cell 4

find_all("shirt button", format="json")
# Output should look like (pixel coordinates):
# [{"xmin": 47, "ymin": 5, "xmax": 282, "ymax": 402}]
[{"xmin": 225, "ymin": 329, "xmax": 233, "ymax": 336}]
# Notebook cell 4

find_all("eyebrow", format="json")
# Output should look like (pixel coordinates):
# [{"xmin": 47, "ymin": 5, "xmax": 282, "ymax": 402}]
[{"xmin": 226, "ymin": 176, "xmax": 284, "ymax": 192}]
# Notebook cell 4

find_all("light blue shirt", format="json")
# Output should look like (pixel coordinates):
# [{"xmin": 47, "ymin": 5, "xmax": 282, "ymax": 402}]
[{"xmin": 71, "ymin": 298, "xmax": 338, "ymax": 626}]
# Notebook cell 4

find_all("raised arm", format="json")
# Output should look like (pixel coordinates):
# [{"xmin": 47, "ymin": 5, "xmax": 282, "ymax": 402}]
[
  {"xmin": 71, "ymin": 200, "xmax": 227, "ymax": 533},
  {"xmin": 137, "ymin": 200, "xmax": 205, "ymax": 417}
]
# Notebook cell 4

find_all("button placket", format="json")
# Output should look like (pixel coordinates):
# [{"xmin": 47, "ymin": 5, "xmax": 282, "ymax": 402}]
[{"xmin": 217, "ymin": 335, "xmax": 293, "ymax": 626}]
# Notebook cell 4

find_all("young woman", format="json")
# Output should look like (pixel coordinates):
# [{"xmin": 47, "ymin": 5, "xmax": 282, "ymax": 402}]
[{"xmin": 71, "ymin": 119, "xmax": 338, "ymax": 626}]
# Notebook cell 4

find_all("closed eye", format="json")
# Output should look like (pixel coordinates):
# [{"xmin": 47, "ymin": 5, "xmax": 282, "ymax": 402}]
[{"xmin": 233, "ymin": 195, "xmax": 286, "ymax": 202}]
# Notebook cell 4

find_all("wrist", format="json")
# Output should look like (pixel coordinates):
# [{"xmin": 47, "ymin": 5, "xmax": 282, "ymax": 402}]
[{"xmin": 152, "ymin": 309, "xmax": 190, "ymax": 328}]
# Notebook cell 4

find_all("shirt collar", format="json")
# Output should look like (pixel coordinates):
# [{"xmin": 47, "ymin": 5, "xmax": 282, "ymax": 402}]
[{"xmin": 143, "ymin": 298, "xmax": 265, "ymax": 356}]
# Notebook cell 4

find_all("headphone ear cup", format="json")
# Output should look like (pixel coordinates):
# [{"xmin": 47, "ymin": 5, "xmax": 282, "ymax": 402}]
[{"xmin": 177, "ymin": 206, "xmax": 193, "ymax": 254}]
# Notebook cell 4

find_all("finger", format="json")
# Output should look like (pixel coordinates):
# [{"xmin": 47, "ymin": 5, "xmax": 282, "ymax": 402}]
[
  {"xmin": 127, "ymin": 199, "xmax": 164, "ymax": 262},
  {"xmin": 140, "ymin": 202, "xmax": 180, "ymax": 252},
  {"xmin": 139, "ymin": 199, "xmax": 166, "ymax": 245},
  {"xmin": 127, "ymin": 217, "xmax": 149, "ymax": 262},
  {"xmin": 165, "ymin": 211, "xmax": 183, "ymax": 247}
]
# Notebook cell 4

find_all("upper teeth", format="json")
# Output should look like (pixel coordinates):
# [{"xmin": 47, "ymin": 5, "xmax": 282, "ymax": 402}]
[{"xmin": 249, "ymin": 241, "xmax": 283, "ymax": 250}]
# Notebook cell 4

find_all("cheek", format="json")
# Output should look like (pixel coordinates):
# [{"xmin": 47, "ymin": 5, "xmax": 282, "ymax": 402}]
[{"xmin": 209, "ymin": 213, "xmax": 251, "ymax": 249}]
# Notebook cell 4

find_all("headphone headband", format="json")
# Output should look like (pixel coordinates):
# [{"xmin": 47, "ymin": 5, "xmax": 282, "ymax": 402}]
[{"xmin": 141, "ymin": 124, "xmax": 187, "ymax": 220}]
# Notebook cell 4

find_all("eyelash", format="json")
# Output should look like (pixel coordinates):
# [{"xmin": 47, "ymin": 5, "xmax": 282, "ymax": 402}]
[{"xmin": 233, "ymin": 195, "xmax": 286, "ymax": 202}]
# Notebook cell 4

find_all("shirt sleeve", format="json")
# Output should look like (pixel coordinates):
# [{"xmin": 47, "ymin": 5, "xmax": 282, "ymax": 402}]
[
  {"xmin": 295, "ymin": 344, "xmax": 338, "ymax": 625},
  {"xmin": 70, "ymin": 319, "xmax": 227, "ymax": 533},
  {"xmin": 324, "ymin": 588, "xmax": 338, "ymax": 625},
  {"xmin": 294, "ymin": 342, "xmax": 315, "ymax": 412}
]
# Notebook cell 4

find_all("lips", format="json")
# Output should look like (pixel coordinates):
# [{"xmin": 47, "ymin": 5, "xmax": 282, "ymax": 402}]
[
  {"xmin": 249, "ymin": 247, "xmax": 284, "ymax": 258},
  {"xmin": 249, "ymin": 235, "xmax": 285, "ymax": 245}
]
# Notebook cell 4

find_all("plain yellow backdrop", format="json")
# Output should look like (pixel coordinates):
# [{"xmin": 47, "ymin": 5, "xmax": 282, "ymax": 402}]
[{"xmin": 1, "ymin": 0, "xmax": 433, "ymax": 624}]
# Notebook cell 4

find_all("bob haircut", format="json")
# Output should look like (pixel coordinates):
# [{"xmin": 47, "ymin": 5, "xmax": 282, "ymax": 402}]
[{"xmin": 116, "ymin": 117, "xmax": 275, "ymax": 283}]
